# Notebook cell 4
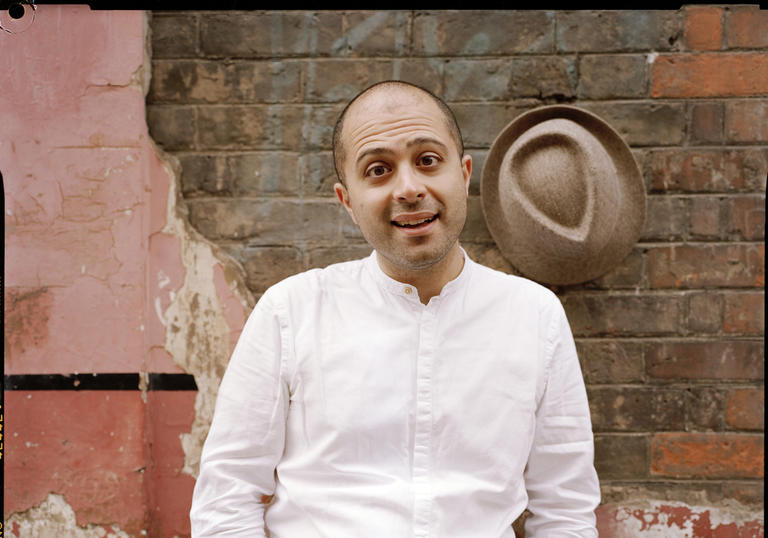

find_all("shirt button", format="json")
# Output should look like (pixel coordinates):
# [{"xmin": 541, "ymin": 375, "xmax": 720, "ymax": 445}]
[{"xmin": 404, "ymin": 287, "xmax": 412, "ymax": 295}]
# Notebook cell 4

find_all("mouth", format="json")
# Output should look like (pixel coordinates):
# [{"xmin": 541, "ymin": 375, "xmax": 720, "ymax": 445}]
[{"xmin": 392, "ymin": 214, "xmax": 439, "ymax": 228}]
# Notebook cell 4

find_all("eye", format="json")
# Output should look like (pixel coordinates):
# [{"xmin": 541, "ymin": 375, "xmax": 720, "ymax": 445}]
[
  {"xmin": 364, "ymin": 162, "xmax": 391, "ymax": 178},
  {"xmin": 418, "ymin": 153, "xmax": 441, "ymax": 168}
]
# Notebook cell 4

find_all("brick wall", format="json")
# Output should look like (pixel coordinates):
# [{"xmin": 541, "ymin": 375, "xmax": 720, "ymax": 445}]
[{"xmin": 147, "ymin": 7, "xmax": 766, "ymax": 532}]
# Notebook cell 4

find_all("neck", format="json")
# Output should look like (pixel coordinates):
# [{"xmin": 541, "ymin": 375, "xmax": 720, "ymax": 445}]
[{"xmin": 377, "ymin": 243, "xmax": 465, "ymax": 305}]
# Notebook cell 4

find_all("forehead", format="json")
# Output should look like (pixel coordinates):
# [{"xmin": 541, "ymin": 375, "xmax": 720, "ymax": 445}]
[{"xmin": 342, "ymin": 88, "xmax": 451, "ymax": 156}]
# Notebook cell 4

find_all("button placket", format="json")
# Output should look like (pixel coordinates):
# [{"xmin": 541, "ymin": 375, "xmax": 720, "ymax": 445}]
[{"xmin": 412, "ymin": 301, "xmax": 438, "ymax": 537}]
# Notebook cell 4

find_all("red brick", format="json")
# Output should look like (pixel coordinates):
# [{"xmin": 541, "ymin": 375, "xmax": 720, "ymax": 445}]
[
  {"xmin": 727, "ymin": 196, "xmax": 766, "ymax": 241},
  {"xmin": 726, "ymin": 6, "xmax": 768, "ymax": 49},
  {"xmin": 725, "ymin": 100, "xmax": 768, "ymax": 143},
  {"xmin": 4, "ymin": 392, "xmax": 147, "ymax": 534},
  {"xmin": 726, "ymin": 388, "xmax": 765, "ymax": 431},
  {"xmin": 563, "ymin": 294, "xmax": 682, "ymax": 337},
  {"xmin": 648, "ymin": 149, "xmax": 768, "ymax": 193},
  {"xmin": 646, "ymin": 340, "xmax": 764, "ymax": 381},
  {"xmin": 651, "ymin": 52, "xmax": 768, "ymax": 98},
  {"xmin": 684, "ymin": 6, "xmax": 723, "ymax": 51},
  {"xmin": 648, "ymin": 244, "xmax": 764, "ymax": 289},
  {"xmin": 651, "ymin": 432, "xmax": 764, "ymax": 478},
  {"xmin": 723, "ymin": 292, "xmax": 765, "ymax": 335}
]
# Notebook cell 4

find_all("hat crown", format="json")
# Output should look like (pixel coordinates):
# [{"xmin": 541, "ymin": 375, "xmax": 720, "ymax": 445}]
[{"xmin": 513, "ymin": 132, "xmax": 587, "ymax": 229}]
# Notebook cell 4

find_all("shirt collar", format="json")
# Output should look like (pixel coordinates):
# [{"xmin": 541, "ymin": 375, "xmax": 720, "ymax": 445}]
[{"xmin": 364, "ymin": 247, "xmax": 474, "ymax": 301}]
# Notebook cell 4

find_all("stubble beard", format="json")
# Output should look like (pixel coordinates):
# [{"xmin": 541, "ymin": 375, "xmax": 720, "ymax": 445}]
[{"xmin": 369, "ymin": 200, "xmax": 467, "ymax": 273}]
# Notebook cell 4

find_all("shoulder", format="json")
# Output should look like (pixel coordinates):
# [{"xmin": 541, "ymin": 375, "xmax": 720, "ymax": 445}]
[{"xmin": 261, "ymin": 256, "xmax": 369, "ymax": 306}]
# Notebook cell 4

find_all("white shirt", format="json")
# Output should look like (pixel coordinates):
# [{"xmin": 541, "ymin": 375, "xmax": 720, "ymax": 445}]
[{"xmin": 190, "ymin": 251, "xmax": 599, "ymax": 537}]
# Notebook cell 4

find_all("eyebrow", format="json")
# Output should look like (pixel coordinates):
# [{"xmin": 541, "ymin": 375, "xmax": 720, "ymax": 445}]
[{"xmin": 354, "ymin": 137, "xmax": 449, "ymax": 167}]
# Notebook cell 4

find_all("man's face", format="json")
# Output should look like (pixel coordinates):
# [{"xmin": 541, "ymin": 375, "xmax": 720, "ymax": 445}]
[{"xmin": 334, "ymin": 88, "xmax": 472, "ymax": 276}]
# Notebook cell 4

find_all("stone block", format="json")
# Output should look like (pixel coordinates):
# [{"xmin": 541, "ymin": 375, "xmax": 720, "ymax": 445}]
[
  {"xmin": 685, "ymin": 387, "xmax": 726, "ymax": 431},
  {"xmin": 726, "ymin": 195, "xmax": 766, "ymax": 241},
  {"xmin": 686, "ymin": 292, "xmax": 724, "ymax": 334},
  {"xmin": 580, "ymin": 102, "xmax": 685, "ymax": 147},
  {"xmin": 586, "ymin": 248, "xmax": 647, "ymax": 290},
  {"xmin": 641, "ymin": 195, "xmax": 687, "ymax": 241},
  {"xmin": 723, "ymin": 292, "xmax": 765, "ymax": 335},
  {"xmin": 305, "ymin": 59, "xmax": 402, "ymax": 103},
  {"xmin": 459, "ymin": 195, "xmax": 493, "ymax": 243},
  {"xmin": 149, "ymin": 60, "xmax": 302, "ymax": 104},
  {"xmin": 197, "ymin": 105, "xmax": 305, "ymax": 150},
  {"xmin": 578, "ymin": 54, "xmax": 648, "ymax": 99},
  {"xmin": 562, "ymin": 294, "xmax": 682, "ymax": 337},
  {"xmin": 146, "ymin": 105, "xmax": 196, "ymax": 151},
  {"xmin": 412, "ymin": 10, "xmax": 554, "ymax": 56},
  {"xmin": 689, "ymin": 101, "xmax": 724, "ymax": 145},
  {"xmin": 299, "ymin": 151, "xmax": 338, "ymax": 197},
  {"xmin": 687, "ymin": 195, "xmax": 723, "ymax": 240},
  {"xmin": 178, "ymin": 152, "xmax": 300, "ymax": 197},
  {"xmin": 451, "ymin": 102, "xmax": 540, "ymax": 149},
  {"xmin": 648, "ymin": 244, "xmax": 764, "ymax": 289},
  {"xmin": 238, "ymin": 245, "xmax": 304, "ymax": 294},
  {"xmin": 647, "ymin": 148, "xmax": 768, "ymax": 193},
  {"xmin": 443, "ymin": 57, "xmax": 577, "ymax": 101},
  {"xmin": 307, "ymin": 244, "xmax": 375, "ymax": 270},
  {"xmin": 334, "ymin": 11, "xmax": 411, "ymax": 57},
  {"xmin": 725, "ymin": 100, "xmax": 768, "ymax": 143},
  {"xmin": 725, "ymin": 388, "xmax": 765, "ymax": 431},
  {"xmin": 588, "ymin": 387, "xmax": 686, "ymax": 432},
  {"xmin": 151, "ymin": 13, "xmax": 198, "ymax": 58},
  {"xmin": 556, "ymin": 10, "xmax": 683, "ymax": 53},
  {"xmin": 200, "ymin": 12, "xmax": 343, "ymax": 58},
  {"xmin": 575, "ymin": 340, "xmax": 645, "ymax": 384},
  {"xmin": 594, "ymin": 434, "xmax": 650, "ymax": 480},
  {"xmin": 646, "ymin": 340, "xmax": 764, "ymax": 381}
]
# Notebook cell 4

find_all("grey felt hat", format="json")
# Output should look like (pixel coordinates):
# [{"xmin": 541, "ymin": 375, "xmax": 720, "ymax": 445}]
[{"xmin": 481, "ymin": 105, "xmax": 646, "ymax": 285}]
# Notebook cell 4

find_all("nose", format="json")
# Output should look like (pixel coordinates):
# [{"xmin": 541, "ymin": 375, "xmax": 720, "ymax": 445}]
[{"xmin": 393, "ymin": 166, "xmax": 426, "ymax": 203}]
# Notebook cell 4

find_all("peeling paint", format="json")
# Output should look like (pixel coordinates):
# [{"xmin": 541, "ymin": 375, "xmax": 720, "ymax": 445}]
[
  {"xmin": 597, "ymin": 499, "xmax": 764, "ymax": 537},
  {"xmin": 5, "ymin": 494, "xmax": 133, "ymax": 538},
  {"xmin": 149, "ymin": 140, "xmax": 253, "ymax": 477}
]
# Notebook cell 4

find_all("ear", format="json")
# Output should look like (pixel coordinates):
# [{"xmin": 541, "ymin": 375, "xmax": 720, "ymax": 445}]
[
  {"xmin": 334, "ymin": 182, "xmax": 358, "ymax": 225},
  {"xmin": 461, "ymin": 154, "xmax": 472, "ymax": 194}
]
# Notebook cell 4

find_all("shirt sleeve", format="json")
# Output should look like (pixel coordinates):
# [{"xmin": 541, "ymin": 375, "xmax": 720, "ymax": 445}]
[
  {"xmin": 190, "ymin": 289, "xmax": 290, "ymax": 537},
  {"xmin": 523, "ymin": 297, "xmax": 600, "ymax": 537}
]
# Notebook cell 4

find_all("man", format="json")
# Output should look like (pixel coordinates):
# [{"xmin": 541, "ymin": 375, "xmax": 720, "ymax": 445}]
[{"xmin": 190, "ymin": 80, "xmax": 600, "ymax": 537}]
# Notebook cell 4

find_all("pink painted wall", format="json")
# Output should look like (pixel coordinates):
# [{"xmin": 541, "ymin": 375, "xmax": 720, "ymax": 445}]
[{"xmin": 3, "ymin": 6, "xmax": 248, "ymax": 535}]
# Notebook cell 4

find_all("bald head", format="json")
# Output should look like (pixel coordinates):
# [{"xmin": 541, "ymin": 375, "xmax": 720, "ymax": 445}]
[{"xmin": 332, "ymin": 81, "xmax": 464, "ymax": 184}]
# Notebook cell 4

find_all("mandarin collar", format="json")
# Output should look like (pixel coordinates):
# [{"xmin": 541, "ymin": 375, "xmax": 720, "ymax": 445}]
[{"xmin": 364, "ymin": 248, "xmax": 473, "ymax": 301}]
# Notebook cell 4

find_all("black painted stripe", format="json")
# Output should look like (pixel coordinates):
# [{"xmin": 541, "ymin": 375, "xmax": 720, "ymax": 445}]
[{"xmin": 4, "ymin": 373, "xmax": 198, "ymax": 391}]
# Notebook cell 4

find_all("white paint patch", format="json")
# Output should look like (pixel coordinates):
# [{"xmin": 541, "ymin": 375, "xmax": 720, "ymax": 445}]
[
  {"xmin": 5, "ymin": 493, "xmax": 132, "ymax": 537},
  {"xmin": 607, "ymin": 500, "xmax": 764, "ymax": 537},
  {"xmin": 647, "ymin": 52, "xmax": 658, "ymax": 64},
  {"xmin": 150, "ymin": 137, "xmax": 253, "ymax": 477}
]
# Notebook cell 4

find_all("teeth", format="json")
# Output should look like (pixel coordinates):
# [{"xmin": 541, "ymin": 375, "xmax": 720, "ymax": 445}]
[{"xmin": 395, "ymin": 215, "xmax": 436, "ymax": 227}]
